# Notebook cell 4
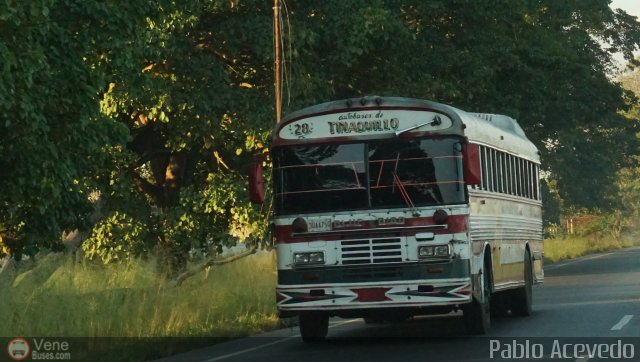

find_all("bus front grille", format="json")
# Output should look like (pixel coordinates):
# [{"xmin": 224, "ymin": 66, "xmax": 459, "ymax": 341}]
[
  {"xmin": 342, "ymin": 265, "xmax": 403, "ymax": 281},
  {"xmin": 340, "ymin": 238, "xmax": 403, "ymax": 265}
]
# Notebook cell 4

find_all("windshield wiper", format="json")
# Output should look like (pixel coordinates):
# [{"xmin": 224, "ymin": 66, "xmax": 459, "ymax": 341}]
[{"xmin": 394, "ymin": 115, "xmax": 442, "ymax": 136}]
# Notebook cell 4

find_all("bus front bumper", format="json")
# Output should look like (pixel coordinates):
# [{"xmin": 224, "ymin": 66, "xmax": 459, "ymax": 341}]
[{"xmin": 276, "ymin": 278, "xmax": 472, "ymax": 315}]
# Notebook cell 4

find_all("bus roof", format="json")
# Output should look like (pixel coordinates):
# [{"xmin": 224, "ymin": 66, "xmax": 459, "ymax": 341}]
[{"xmin": 274, "ymin": 96, "xmax": 540, "ymax": 163}]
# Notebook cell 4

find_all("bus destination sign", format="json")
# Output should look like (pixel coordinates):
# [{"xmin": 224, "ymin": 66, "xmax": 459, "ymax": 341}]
[{"xmin": 280, "ymin": 110, "xmax": 453, "ymax": 140}]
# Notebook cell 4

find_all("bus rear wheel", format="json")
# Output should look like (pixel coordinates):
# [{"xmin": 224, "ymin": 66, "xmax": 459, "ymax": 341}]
[
  {"xmin": 299, "ymin": 314, "xmax": 329, "ymax": 342},
  {"xmin": 511, "ymin": 250, "xmax": 533, "ymax": 316}
]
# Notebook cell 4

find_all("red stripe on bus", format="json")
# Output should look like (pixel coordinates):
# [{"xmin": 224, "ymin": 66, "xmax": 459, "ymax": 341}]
[
  {"xmin": 275, "ymin": 214, "xmax": 468, "ymax": 243},
  {"xmin": 352, "ymin": 287, "xmax": 392, "ymax": 302}
]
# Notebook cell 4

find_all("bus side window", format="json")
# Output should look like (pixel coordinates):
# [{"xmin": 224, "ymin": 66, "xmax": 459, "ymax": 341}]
[
  {"xmin": 497, "ymin": 151, "xmax": 503, "ymax": 194},
  {"xmin": 530, "ymin": 163, "xmax": 536, "ymax": 200},
  {"xmin": 481, "ymin": 146, "xmax": 489, "ymax": 191},
  {"xmin": 499, "ymin": 151, "xmax": 505, "ymax": 194},
  {"xmin": 490, "ymin": 148, "xmax": 497, "ymax": 192},
  {"xmin": 518, "ymin": 157, "xmax": 524, "ymax": 197},
  {"xmin": 527, "ymin": 161, "xmax": 532, "ymax": 198},
  {"xmin": 509, "ymin": 154, "xmax": 516, "ymax": 195},
  {"xmin": 534, "ymin": 164, "xmax": 540, "ymax": 200}
]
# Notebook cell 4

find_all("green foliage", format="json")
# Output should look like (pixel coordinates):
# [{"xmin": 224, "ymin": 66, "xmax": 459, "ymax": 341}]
[
  {"xmin": 82, "ymin": 212, "xmax": 151, "ymax": 263},
  {"xmin": 617, "ymin": 158, "xmax": 640, "ymax": 215},
  {"xmin": 3, "ymin": 0, "xmax": 640, "ymax": 263},
  {"xmin": 540, "ymin": 179, "xmax": 562, "ymax": 229},
  {"xmin": 0, "ymin": 0, "xmax": 273, "ymax": 264},
  {"xmin": 84, "ymin": 0, "xmax": 275, "ymax": 267},
  {"xmin": 282, "ymin": 0, "xmax": 640, "ymax": 211},
  {"xmin": 0, "ymin": 0, "xmax": 137, "ymax": 258}
]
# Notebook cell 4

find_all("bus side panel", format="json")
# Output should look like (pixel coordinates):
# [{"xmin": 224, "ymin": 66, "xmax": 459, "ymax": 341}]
[{"xmin": 468, "ymin": 191, "xmax": 542, "ymax": 291}]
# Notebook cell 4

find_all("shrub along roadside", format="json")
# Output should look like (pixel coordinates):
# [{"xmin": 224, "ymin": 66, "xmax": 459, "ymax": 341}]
[{"xmin": 544, "ymin": 211, "xmax": 640, "ymax": 263}]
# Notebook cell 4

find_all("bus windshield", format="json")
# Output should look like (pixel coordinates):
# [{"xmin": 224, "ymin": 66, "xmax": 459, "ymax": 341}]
[{"xmin": 273, "ymin": 137, "xmax": 465, "ymax": 215}]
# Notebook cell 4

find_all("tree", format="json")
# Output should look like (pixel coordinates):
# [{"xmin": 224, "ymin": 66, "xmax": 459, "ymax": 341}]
[
  {"xmin": 277, "ymin": 0, "xmax": 640, "ymax": 210},
  {"xmin": 82, "ymin": 0, "xmax": 276, "ymax": 270},
  {"xmin": 0, "ymin": 0, "xmax": 142, "ymax": 258},
  {"xmin": 4, "ymin": 0, "xmax": 640, "ymax": 264},
  {"xmin": 614, "ymin": 64, "xmax": 640, "ymax": 219}
]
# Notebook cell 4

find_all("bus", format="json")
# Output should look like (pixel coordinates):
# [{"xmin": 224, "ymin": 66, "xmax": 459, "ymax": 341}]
[{"xmin": 248, "ymin": 96, "xmax": 543, "ymax": 341}]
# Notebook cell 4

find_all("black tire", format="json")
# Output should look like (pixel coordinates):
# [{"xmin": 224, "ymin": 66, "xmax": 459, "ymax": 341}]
[
  {"xmin": 299, "ymin": 314, "xmax": 329, "ymax": 342},
  {"xmin": 364, "ymin": 316, "xmax": 385, "ymax": 324},
  {"xmin": 463, "ymin": 265, "xmax": 491, "ymax": 334},
  {"xmin": 490, "ymin": 291, "xmax": 510, "ymax": 317},
  {"xmin": 511, "ymin": 250, "xmax": 533, "ymax": 316}
]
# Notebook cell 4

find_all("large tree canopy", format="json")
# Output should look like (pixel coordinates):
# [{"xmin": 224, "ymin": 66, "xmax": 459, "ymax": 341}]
[
  {"xmin": 0, "ymin": 0, "xmax": 149, "ymax": 256},
  {"xmin": 2, "ymin": 0, "xmax": 640, "ymax": 263},
  {"xmin": 277, "ymin": 0, "xmax": 640, "ymax": 209}
]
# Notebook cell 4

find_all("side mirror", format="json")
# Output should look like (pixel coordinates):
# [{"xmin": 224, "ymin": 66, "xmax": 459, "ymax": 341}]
[
  {"xmin": 463, "ymin": 142, "xmax": 481, "ymax": 186},
  {"xmin": 248, "ymin": 162, "xmax": 265, "ymax": 204}
]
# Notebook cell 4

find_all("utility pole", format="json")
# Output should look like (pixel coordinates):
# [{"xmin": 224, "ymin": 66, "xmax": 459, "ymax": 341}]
[{"xmin": 273, "ymin": 0, "xmax": 282, "ymax": 124}]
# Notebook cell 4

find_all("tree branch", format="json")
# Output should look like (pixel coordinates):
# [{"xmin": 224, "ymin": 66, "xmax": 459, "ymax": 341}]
[
  {"xmin": 127, "ymin": 169, "xmax": 163, "ymax": 205},
  {"xmin": 172, "ymin": 244, "xmax": 259, "ymax": 287}
]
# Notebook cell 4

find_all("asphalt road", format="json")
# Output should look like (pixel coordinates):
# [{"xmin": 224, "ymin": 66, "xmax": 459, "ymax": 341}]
[{"xmin": 159, "ymin": 247, "xmax": 640, "ymax": 362}]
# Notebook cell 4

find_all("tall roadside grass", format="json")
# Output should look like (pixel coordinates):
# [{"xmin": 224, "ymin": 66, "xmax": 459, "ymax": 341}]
[
  {"xmin": 544, "ymin": 213, "xmax": 640, "ymax": 264},
  {"xmin": 0, "ymin": 251, "xmax": 279, "ymax": 339},
  {"xmin": 544, "ymin": 236, "xmax": 639, "ymax": 263}
]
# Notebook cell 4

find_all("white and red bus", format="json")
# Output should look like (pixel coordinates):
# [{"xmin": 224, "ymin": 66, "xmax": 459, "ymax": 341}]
[{"xmin": 249, "ymin": 96, "xmax": 543, "ymax": 341}]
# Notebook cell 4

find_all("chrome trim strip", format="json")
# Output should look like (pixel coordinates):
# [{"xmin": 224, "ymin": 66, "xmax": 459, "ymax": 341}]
[{"xmin": 493, "ymin": 280, "xmax": 526, "ymax": 291}]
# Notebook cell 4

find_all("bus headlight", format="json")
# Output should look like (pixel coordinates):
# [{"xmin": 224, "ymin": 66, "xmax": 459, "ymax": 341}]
[
  {"xmin": 293, "ymin": 252, "xmax": 325, "ymax": 266},
  {"xmin": 418, "ymin": 245, "xmax": 451, "ymax": 259}
]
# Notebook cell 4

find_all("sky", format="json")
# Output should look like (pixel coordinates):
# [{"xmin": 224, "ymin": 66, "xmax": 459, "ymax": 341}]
[
  {"xmin": 610, "ymin": 0, "xmax": 640, "ymax": 17},
  {"xmin": 609, "ymin": 0, "xmax": 640, "ymax": 70}
]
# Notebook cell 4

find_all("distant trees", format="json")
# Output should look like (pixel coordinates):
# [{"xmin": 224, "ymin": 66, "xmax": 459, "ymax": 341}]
[{"xmin": 2, "ymin": 0, "xmax": 640, "ymax": 265}]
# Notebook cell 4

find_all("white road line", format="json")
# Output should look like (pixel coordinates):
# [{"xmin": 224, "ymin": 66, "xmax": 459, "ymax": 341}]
[
  {"xmin": 202, "ymin": 319, "xmax": 360, "ymax": 362},
  {"xmin": 537, "ymin": 297, "xmax": 640, "ymax": 309},
  {"xmin": 611, "ymin": 315, "xmax": 634, "ymax": 331},
  {"xmin": 545, "ymin": 252, "xmax": 616, "ymax": 271},
  {"xmin": 201, "ymin": 337, "xmax": 296, "ymax": 362},
  {"xmin": 574, "ymin": 357, "xmax": 590, "ymax": 362}
]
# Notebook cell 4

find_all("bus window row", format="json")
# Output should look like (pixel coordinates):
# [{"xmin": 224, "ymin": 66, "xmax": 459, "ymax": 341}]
[{"xmin": 473, "ymin": 145, "xmax": 540, "ymax": 200}]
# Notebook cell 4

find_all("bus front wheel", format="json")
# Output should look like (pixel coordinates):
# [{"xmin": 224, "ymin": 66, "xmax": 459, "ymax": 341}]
[{"xmin": 463, "ymin": 266, "xmax": 491, "ymax": 334}]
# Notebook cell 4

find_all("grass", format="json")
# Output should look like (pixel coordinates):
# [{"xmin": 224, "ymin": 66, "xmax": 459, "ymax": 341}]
[
  {"xmin": 2, "ymin": 230, "xmax": 639, "ymax": 360},
  {"xmin": 543, "ymin": 233, "xmax": 640, "ymax": 263},
  {"xmin": 0, "ymin": 251, "xmax": 279, "ymax": 361}
]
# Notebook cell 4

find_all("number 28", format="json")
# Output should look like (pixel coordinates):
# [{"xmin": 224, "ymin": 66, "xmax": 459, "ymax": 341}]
[{"xmin": 294, "ymin": 123, "xmax": 311, "ymax": 136}]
